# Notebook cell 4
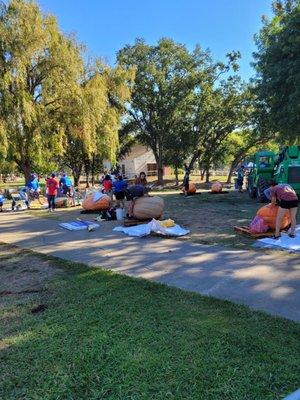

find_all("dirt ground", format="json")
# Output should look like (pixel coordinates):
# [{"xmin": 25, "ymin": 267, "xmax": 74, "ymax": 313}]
[
  {"xmin": 0, "ymin": 244, "xmax": 64, "ymax": 311},
  {"xmin": 159, "ymin": 189, "xmax": 277, "ymax": 248},
  {"xmin": 3, "ymin": 187, "xmax": 299, "ymax": 250}
]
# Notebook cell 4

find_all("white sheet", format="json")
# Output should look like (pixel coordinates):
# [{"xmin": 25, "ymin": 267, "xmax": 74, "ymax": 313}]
[
  {"xmin": 113, "ymin": 219, "xmax": 190, "ymax": 237},
  {"xmin": 256, "ymin": 225, "xmax": 300, "ymax": 252}
]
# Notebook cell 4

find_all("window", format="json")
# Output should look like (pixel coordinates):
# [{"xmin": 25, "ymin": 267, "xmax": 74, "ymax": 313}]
[{"xmin": 147, "ymin": 163, "xmax": 157, "ymax": 176}]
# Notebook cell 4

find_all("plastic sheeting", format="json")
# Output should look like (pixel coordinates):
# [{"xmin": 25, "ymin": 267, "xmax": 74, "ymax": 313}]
[
  {"xmin": 254, "ymin": 225, "xmax": 300, "ymax": 252},
  {"xmin": 113, "ymin": 219, "xmax": 190, "ymax": 237},
  {"xmin": 59, "ymin": 220, "xmax": 100, "ymax": 231}
]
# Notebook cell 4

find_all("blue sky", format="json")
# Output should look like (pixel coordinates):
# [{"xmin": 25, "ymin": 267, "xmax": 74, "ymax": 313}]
[{"xmin": 39, "ymin": 0, "xmax": 273, "ymax": 81}]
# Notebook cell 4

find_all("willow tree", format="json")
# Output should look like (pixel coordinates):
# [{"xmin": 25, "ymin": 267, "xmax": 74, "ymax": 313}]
[
  {"xmin": 62, "ymin": 63, "xmax": 134, "ymax": 186},
  {"xmin": 0, "ymin": 0, "xmax": 83, "ymax": 181}
]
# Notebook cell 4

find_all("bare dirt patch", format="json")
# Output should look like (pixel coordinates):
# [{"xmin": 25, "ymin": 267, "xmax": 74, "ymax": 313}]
[{"xmin": 0, "ymin": 243, "xmax": 64, "ymax": 309}]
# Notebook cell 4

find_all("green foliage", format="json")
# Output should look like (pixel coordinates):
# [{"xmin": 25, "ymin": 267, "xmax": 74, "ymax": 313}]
[
  {"xmin": 0, "ymin": 0, "xmax": 84, "ymax": 179},
  {"xmin": 117, "ymin": 38, "xmax": 242, "ymax": 183},
  {"xmin": 253, "ymin": 0, "xmax": 300, "ymax": 140}
]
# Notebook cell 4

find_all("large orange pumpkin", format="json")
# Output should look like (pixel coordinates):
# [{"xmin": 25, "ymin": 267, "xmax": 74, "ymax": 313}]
[
  {"xmin": 182, "ymin": 182, "xmax": 196, "ymax": 194},
  {"xmin": 256, "ymin": 204, "xmax": 291, "ymax": 230},
  {"xmin": 211, "ymin": 182, "xmax": 223, "ymax": 193},
  {"xmin": 133, "ymin": 196, "xmax": 164, "ymax": 220},
  {"xmin": 55, "ymin": 197, "xmax": 67, "ymax": 208},
  {"xmin": 82, "ymin": 192, "xmax": 111, "ymax": 211}
]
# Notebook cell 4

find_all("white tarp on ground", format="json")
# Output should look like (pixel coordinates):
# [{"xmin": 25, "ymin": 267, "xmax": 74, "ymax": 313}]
[
  {"xmin": 255, "ymin": 225, "xmax": 300, "ymax": 252},
  {"xmin": 113, "ymin": 219, "xmax": 190, "ymax": 237}
]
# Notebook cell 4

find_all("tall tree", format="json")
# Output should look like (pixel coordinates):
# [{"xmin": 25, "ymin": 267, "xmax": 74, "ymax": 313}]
[
  {"xmin": 117, "ymin": 39, "xmax": 200, "ymax": 184},
  {"xmin": 185, "ymin": 76, "xmax": 250, "ymax": 179},
  {"xmin": 61, "ymin": 63, "xmax": 134, "ymax": 186},
  {"xmin": 0, "ymin": 0, "xmax": 84, "ymax": 181},
  {"xmin": 117, "ymin": 38, "xmax": 240, "ymax": 184},
  {"xmin": 253, "ymin": 0, "xmax": 300, "ymax": 141}
]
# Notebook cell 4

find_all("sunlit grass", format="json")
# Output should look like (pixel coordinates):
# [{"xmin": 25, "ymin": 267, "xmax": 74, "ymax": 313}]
[{"xmin": 0, "ymin": 245, "xmax": 299, "ymax": 400}]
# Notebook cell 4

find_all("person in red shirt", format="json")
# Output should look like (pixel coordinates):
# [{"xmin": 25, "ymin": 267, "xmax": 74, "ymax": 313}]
[
  {"xmin": 102, "ymin": 174, "xmax": 113, "ymax": 199},
  {"xmin": 270, "ymin": 181, "xmax": 299, "ymax": 239},
  {"xmin": 46, "ymin": 173, "xmax": 59, "ymax": 212}
]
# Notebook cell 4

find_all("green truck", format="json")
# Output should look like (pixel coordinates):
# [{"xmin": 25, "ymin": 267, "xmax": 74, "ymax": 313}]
[{"xmin": 247, "ymin": 145, "xmax": 300, "ymax": 202}]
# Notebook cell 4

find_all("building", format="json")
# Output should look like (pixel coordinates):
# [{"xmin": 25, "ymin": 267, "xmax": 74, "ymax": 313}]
[
  {"xmin": 103, "ymin": 144, "xmax": 171, "ymax": 179},
  {"xmin": 119, "ymin": 144, "xmax": 157, "ymax": 178}
]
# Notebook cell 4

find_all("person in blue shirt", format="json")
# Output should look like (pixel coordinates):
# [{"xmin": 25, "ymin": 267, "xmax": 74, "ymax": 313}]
[
  {"xmin": 59, "ymin": 173, "xmax": 73, "ymax": 196},
  {"xmin": 0, "ymin": 190, "xmax": 5, "ymax": 212},
  {"xmin": 113, "ymin": 175, "xmax": 128, "ymax": 208},
  {"xmin": 27, "ymin": 174, "xmax": 40, "ymax": 192}
]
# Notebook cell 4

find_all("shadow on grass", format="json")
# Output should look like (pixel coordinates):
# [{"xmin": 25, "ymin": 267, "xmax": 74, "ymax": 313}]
[{"xmin": 0, "ymin": 247, "xmax": 299, "ymax": 400}]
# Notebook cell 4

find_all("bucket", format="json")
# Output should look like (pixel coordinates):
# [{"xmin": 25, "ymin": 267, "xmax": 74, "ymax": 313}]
[{"xmin": 116, "ymin": 208, "xmax": 124, "ymax": 221}]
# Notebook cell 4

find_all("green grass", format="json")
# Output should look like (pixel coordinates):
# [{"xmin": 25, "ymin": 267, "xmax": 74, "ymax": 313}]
[{"xmin": 1, "ymin": 244, "xmax": 299, "ymax": 400}]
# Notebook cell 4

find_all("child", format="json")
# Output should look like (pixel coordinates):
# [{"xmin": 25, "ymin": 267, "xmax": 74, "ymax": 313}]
[
  {"xmin": 102, "ymin": 174, "xmax": 113, "ymax": 199},
  {"xmin": 113, "ymin": 175, "xmax": 128, "ymax": 208}
]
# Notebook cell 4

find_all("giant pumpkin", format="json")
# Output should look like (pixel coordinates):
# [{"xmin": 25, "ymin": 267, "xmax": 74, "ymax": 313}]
[
  {"xmin": 132, "ymin": 196, "xmax": 164, "ymax": 220},
  {"xmin": 182, "ymin": 183, "xmax": 196, "ymax": 194},
  {"xmin": 55, "ymin": 197, "xmax": 67, "ymax": 208},
  {"xmin": 256, "ymin": 203, "xmax": 291, "ymax": 230},
  {"xmin": 82, "ymin": 192, "xmax": 111, "ymax": 211},
  {"xmin": 211, "ymin": 182, "xmax": 223, "ymax": 193}
]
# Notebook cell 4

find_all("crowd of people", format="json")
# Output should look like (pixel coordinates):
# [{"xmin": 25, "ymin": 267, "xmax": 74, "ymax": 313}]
[{"xmin": 100, "ymin": 171, "xmax": 150, "ymax": 217}]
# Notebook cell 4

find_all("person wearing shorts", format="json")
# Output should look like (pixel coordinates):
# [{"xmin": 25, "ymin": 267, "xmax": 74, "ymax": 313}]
[
  {"xmin": 113, "ymin": 175, "xmax": 127, "ymax": 208},
  {"xmin": 124, "ymin": 184, "xmax": 149, "ymax": 217},
  {"xmin": 270, "ymin": 181, "xmax": 299, "ymax": 239}
]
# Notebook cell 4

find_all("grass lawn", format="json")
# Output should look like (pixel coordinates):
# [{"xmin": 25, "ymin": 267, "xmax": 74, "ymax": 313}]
[{"xmin": 1, "ymin": 243, "xmax": 299, "ymax": 400}]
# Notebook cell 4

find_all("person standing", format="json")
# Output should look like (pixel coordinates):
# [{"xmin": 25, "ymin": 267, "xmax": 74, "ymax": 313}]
[
  {"xmin": 237, "ymin": 166, "xmax": 245, "ymax": 193},
  {"xmin": 182, "ymin": 164, "xmax": 190, "ymax": 197},
  {"xmin": 102, "ymin": 174, "xmax": 113, "ymax": 199},
  {"xmin": 46, "ymin": 173, "xmax": 59, "ymax": 212},
  {"xmin": 113, "ymin": 175, "xmax": 128, "ymax": 208},
  {"xmin": 269, "ymin": 181, "xmax": 299, "ymax": 239},
  {"xmin": 59, "ymin": 173, "xmax": 73, "ymax": 196}
]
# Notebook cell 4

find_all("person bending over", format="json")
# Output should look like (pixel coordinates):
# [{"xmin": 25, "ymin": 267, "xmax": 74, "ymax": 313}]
[
  {"xmin": 125, "ymin": 184, "xmax": 150, "ymax": 218},
  {"xmin": 269, "ymin": 181, "xmax": 298, "ymax": 239}
]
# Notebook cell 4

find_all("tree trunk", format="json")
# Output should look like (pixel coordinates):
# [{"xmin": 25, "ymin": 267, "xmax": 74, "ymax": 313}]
[
  {"xmin": 200, "ymin": 169, "xmax": 205, "ymax": 181},
  {"xmin": 72, "ymin": 167, "xmax": 81, "ymax": 187},
  {"xmin": 156, "ymin": 146, "xmax": 164, "ymax": 186},
  {"xmin": 85, "ymin": 171, "xmax": 90, "ymax": 188},
  {"xmin": 205, "ymin": 168, "xmax": 210, "ymax": 183},
  {"xmin": 174, "ymin": 165, "xmax": 179, "ymax": 186},
  {"xmin": 227, "ymin": 161, "xmax": 237, "ymax": 184},
  {"xmin": 23, "ymin": 164, "xmax": 32, "ymax": 184},
  {"xmin": 91, "ymin": 155, "xmax": 95, "ymax": 186}
]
